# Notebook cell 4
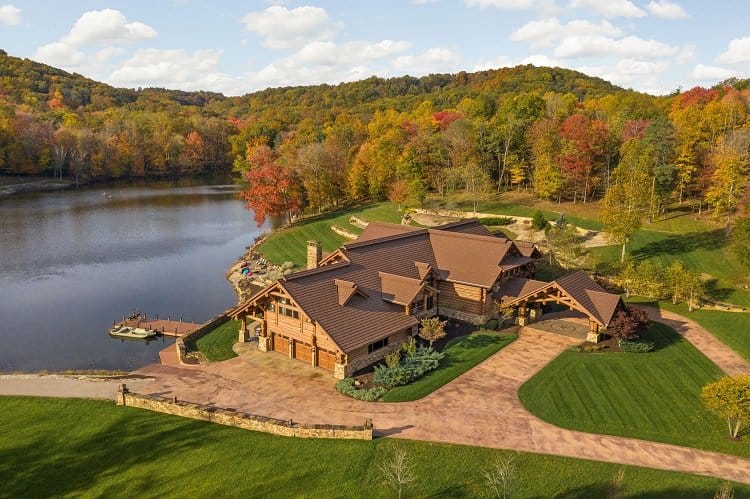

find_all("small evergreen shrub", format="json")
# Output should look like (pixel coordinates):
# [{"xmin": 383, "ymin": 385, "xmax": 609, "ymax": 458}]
[
  {"xmin": 618, "ymin": 338, "xmax": 655, "ymax": 353},
  {"xmin": 567, "ymin": 344, "xmax": 583, "ymax": 352},
  {"xmin": 532, "ymin": 210, "xmax": 548, "ymax": 230},
  {"xmin": 335, "ymin": 378, "xmax": 387, "ymax": 401},
  {"xmin": 582, "ymin": 345, "xmax": 603, "ymax": 353},
  {"xmin": 483, "ymin": 318, "xmax": 500, "ymax": 330}
]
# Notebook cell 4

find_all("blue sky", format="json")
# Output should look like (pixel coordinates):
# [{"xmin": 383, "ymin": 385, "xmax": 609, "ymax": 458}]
[{"xmin": 1, "ymin": 0, "xmax": 749, "ymax": 96}]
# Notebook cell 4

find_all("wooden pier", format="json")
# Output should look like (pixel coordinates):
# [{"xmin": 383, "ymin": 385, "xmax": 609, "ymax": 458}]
[{"xmin": 114, "ymin": 314, "xmax": 201, "ymax": 338}]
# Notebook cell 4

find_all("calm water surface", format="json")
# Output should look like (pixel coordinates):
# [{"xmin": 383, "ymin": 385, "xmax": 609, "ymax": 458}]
[{"xmin": 0, "ymin": 180, "xmax": 267, "ymax": 371}]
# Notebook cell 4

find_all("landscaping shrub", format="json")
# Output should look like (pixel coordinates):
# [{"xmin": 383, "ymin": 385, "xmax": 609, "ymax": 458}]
[
  {"xmin": 582, "ymin": 345, "xmax": 603, "ymax": 353},
  {"xmin": 374, "ymin": 346, "xmax": 445, "ymax": 388},
  {"xmin": 618, "ymin": 338, "xmax": 655, "ymax": 353},
  {"xmin": 483, "ymin": 318, "xmax": 500, "ymax": 330},
  {"xmin": 567, "ymin": 344, "xmax": 583, "ymax": 352},
  {"xmin": 335, "ymin": 378, "xmax": 387, "ymax": 401},
  {"xmin": 532, "ymin": 210, "xmax": 548, "ymax": 230},
  {"xmin": 479, "ymin": 216, "xmax": 514, "ymax": 227}
]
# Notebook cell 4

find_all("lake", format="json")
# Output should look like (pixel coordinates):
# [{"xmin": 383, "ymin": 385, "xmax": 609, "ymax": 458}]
[{"xmin": 0, "ymin": 179, "xmax": 267, "ymax": 372}]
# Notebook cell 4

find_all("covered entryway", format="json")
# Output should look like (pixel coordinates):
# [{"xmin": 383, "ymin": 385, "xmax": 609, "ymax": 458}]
[
  {"xmin": 522, "ymin": 312, "xmax": 589, "ymax": 340},
  {"xmin": 273, "ymin": 334, "xmax": 289, "ymax": 355},
  {"xmin": 317, "ymin": 349, "xmax": 337, "ymax": 370},
  {"xmin": 293, "ymin": 340, "xmax": 312, "ymax": 363},
  {"xmin": 500, "ymin": 271, "xmax": 624, "ymax": 343}
]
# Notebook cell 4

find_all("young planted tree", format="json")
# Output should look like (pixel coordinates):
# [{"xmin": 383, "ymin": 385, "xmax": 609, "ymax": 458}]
[
  {"xmin": 483, "ymin": 454, "xmax": 517, "ymax": 499},
  {"xmin": 379, "ymin": 447, "xmax": 417, "ymax": 499},
  {"xmin": 701, "ymin": 375, "xmax": 750, "ymax": 439},
  {"xmin": 418, "ymin": 317, "xmax": 447, "ymax": 348},
  {"xmin": 664, "ymin": 261, "xmax": 704, "ymax": 311}
]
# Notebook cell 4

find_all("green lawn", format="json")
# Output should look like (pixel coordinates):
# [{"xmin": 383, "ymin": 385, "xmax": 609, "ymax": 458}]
[
  {"xmin": 630, "ymin": 299, "xmax": 750, "ymax": 363},
  {"xmin": 1, "ymin": 397, "xmax": 747, "ymax": 498},
  {"xmin": 258, "ymin": 202, "xmax": 402, "ymax": 267},
  {"xmin": 192, "ymin": 320, "xmax": 239, "ymax": 362},
  {"xmin": 381, "ymin": 333, "xmax": 516, "ymax": 403},
  {"xmin": 519, "ymin": 322, "xmax": 750, "ymax": 458}
]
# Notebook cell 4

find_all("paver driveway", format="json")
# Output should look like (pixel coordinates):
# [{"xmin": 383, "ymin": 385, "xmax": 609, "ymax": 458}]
[{"xmin": 135, "ymin": 322, "xmax": 750, "ymax": 484}]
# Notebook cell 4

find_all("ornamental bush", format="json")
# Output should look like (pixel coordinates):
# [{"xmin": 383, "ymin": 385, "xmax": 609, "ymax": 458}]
[
  {"xmin": 479, "ymin": 216, "xmax": 514, "ymax": 227},
  {"xmin": 483, "ymin": 318, "xmax": 500, "ymax": 330},
  {"xmin": 335, "ymin": 378, "xmax": 387, "ymax": 401},
  {"xmin": 618, "ymin": 338, "xmax": 655, "ymax": 353},
  {"xmin": 373, "ymin": 346, "xmax": 444, "ymax": 388}
]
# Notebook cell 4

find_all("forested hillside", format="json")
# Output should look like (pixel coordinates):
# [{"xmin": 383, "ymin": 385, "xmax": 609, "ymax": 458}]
[{"xmin": 2, "ymin": 50, "xmax": 750, "ymax": 248}]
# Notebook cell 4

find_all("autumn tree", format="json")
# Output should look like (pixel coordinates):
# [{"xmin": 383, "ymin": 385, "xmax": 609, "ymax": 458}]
[
  {"xmin": 558, "ymin": 113, "xmax": 608, "ymax": 203},
  {"xmin": 418, "ymin": 317, "xmax": 447, "ymax": 348},
  {"xmin": 528, "ymin": 117, "xmax": 565, "ymax": 200},
  {"xmin": 239, "ymin": 145, "xmax": 303, "ymax": 226},
  {"xmin": 701, "ymin": 375, "xmax": 750, "ymax": 439},
  {"xmin": 600, "ymin": 138, "xmax": 652, "ymax": 262},
  {"xmin": 705, "ymin": 132, "xmax": 749, "ymax": 226},
  {"xmin": 664, "ymin": 261, "xmax": 704, "ymax": 311},
  {"xmin": 388, "ymin": 179, "xmax": 408, "ymax": 211}
]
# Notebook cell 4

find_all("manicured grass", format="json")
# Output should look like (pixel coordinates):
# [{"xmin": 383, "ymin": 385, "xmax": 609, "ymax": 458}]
[
  {"xmin": 519, "ymin": 322, "xmax": 750, "ymax": 458},
  {"xmin": 258, "ymin": 202, "xmax": 401, "ymax": 267},
  {"xmin": 192, "ymin": 320, "xmax": 239, "ymax": 362},
  {"xmin": 1, "ymin": 396, "xmax": 747, "ymax": 498},
  {"xmin": 590, "ymin": 226, "xmax": 750, "ymax": 307},
  {"xmin": 381, "ymin": 332, "xmax": 516, "ymax": 402},
  {"xmin": 630, "ymin": 299, "xmax": 750, "ymax": 363}
]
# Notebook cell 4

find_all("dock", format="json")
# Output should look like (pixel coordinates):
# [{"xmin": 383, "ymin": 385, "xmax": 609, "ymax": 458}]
[{"xmin": 114, "ymin": 314, "xmax": 201, "ymax": 338}]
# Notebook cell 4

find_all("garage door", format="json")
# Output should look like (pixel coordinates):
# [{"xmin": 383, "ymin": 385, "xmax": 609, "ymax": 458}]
[
  {"xmin": 317, "ymin": 349, "xmax": 336, "ymax": 370},
  {"xmin": 273, "ymin": 334, "xmax": 289, "ymax": 355},
  {"xmin": 294, "ymin": 341, "xmax": 312, "ymax": 363}
]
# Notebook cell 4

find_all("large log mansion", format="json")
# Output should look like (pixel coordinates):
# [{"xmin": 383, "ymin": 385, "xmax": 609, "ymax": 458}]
[{"xmin": 230, "ymin": 220, "xmax": 623, "ymax": 378}]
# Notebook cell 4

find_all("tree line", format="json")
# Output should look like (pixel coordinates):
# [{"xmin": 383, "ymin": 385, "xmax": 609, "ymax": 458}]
[{"xmin": 3, "ymin": 52, "xmax": 750, "ymax": 255}]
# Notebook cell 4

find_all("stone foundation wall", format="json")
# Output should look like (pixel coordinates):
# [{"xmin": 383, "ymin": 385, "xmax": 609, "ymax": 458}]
[
  {"xmin": 439, "ymin": 307, "xmax": 495, "ymax": 325},
  {"xmin": 175, "ymin": 307, "xmax": 236, "ymax": 365},
  {"xmin": 117, "ymin": 386, "xmax": 372, "ymax": 440}
]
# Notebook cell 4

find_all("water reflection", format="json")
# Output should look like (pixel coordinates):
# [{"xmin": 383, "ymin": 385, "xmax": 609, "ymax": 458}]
[{"xmin": 0, "ymin": 180, "xmax": 265, "ymax": 372}]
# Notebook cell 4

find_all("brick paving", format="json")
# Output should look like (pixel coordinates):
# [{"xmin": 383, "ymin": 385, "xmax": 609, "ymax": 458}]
[{"xmin": 134, "ymin": 315, "xmax": 750, "ymax": 484}]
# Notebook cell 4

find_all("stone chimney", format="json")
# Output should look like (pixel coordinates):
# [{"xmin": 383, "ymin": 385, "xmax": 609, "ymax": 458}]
[{"xmin": 307, "ymin": 240, "xmax": 322, "ymax": 269}]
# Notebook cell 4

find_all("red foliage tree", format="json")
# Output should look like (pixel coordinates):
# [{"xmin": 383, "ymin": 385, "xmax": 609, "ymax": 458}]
[
  {"xmin": 607, "ymin": 305, "xmax": 650, "ymax": 340},
  {"xmin": 621, "ymin": 119, "xmax": 652, "ymax": 141},
  {"xmin": 558, "ymin": 113, "xmax": 608, "ymax": 203},
  {"xmin": 239, "ymin": 145, "xmax": 303, "ymax": 226},
  {"xmin": 432, "ymin": 110, "xmax": 463, "ymax": 131}
]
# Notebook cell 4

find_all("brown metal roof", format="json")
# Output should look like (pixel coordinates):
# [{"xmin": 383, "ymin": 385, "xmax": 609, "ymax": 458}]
[
  {"xmin": 496, "ymin": 277, "xmax": 549, "ymax": 301},
  {"xmin": 379, "ymin": 272, "xmax": 425, "ymax": 305},
  {"xmin": 433, "ymin": 219, "xmax": 492, "ymax": 236},
  {"xmin": 234, "ymin": 219, "xmax": 542, "ymax": 353},
  {"xmin": 501, "ymin": 270, "xmax": 623, "ymax": 327}
]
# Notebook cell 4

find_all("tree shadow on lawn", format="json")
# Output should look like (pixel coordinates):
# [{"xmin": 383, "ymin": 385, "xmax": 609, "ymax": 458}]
[
  {"xmin": 0, "ymin": 408, "xmax": 218, "ymax": 498},
  {"xmin": 550, "ymin": 484, "xmax": 734, "ymax": 499},
  {"xmin": 631, "ymin": 229, "xmax": 727, "ymax": 261}
]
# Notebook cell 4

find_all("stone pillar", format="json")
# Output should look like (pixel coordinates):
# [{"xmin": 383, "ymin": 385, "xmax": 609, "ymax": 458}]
[
  {"xmin": 333, "ymin": 363, "xmax": 347, "ymax": 380},
  {"xmin": 258, "ymin": 336, "xmax": 271, "ymax": 352},
  {"xmin": 307, "ymin": 240, "xmax": 322, "ymax": 269}
]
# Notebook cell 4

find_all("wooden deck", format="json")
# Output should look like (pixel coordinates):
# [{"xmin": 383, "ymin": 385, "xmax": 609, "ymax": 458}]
[{"xmin": 116, "ymin": 316, "xmax": 201, "ymax": 338}]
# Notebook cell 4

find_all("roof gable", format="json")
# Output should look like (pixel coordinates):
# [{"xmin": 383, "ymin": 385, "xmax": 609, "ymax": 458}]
[
  {"xmin": 379, "ymin": 272, "xmax": 425, "ymax": 306},
  {"xmin": 334, "ymin": 279, "xmax": 367, "ymax": 306}
]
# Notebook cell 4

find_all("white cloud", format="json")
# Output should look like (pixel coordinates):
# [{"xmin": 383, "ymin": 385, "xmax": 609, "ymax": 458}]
[
  {"xmin": 646, "ymin": 0, "xmax": 689, "ymax": 19},
  {"xmin": 0, "ymin": 4, "xmax": 21, "ymax": 26},
  {"xmin": 717, "ymin": 37, "xmax": 750, "ymax": 64},
  {"xmin": 473, "ymin": 55, "xmax": 513, "ymax": 71},
  {"xmin": 108, "ymin": 48, "xmax": 237, "ymax": 92},
  {"xmin": 33, "ymin": 42, "xmax": 85, "ymax": 67},
  {"xmin": 464, "ymin": 0, "xmax": 536, "ymax": 7},
  {"xmin": 521, "ymin": 54, "xmax": 562, "ymax": 67},
  {"xmin": 554, "ymin": 35, "xmax": 677, "ymax": 59},
  {"xmin": 692, "ymin": 64, "xmax": 735, "ymax": 81},
  {"xmin": 510, "ymin": 17, "xmax": 621, "ymax": 48},
  {"xmin": 241, "ymin": 5, "xmax": 338, "ymax": 49},
  {"xmin": 246, "ymin": 39, "xmax": 411, "ymax": 90},
  {"xmin": 393, "ymin": 48, "xmax": 462, "ymax": 74},
  {"xmin": 62, "ymin": 9, "xmax": 156, "ymax": 46},
  {"xmin": 578, "ymin": 59, "xmax": 671, "ymax": 93},
  {"xmin": 569, "ymin": 0, "xmax": 645, "ymax": 18},
  {"xmin": 676, "ymin": 45, "xmax": 695, "ymax": 64}
]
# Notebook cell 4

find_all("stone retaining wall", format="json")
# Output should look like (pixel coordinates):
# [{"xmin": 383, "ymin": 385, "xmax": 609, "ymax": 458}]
[
  {"xmin": 330, "ymin": 224, "xmax": 358, "ymax": 240},
  {"xmin": 117, "ymin": 385, "xmax": 373, "ymax": 440},
  {"xmin": 175, "ymin": 307, "xmax": 235, "ymax": 365}
]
